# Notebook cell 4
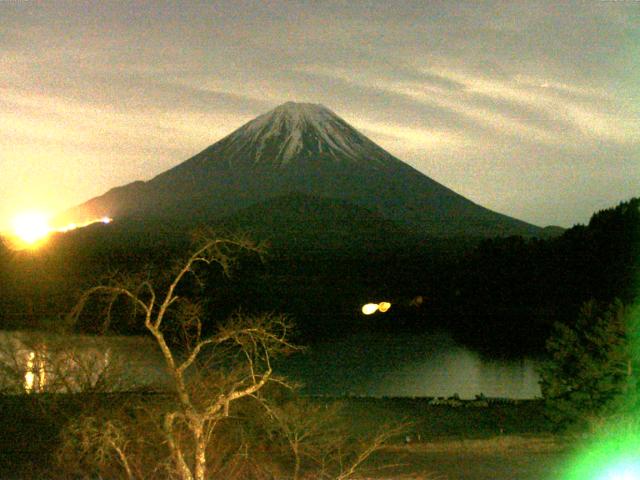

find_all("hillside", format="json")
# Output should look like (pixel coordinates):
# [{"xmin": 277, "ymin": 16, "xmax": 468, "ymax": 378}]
[{"xmin": 56, "ymin": 102, "xmax": 542, "ymax": 239}]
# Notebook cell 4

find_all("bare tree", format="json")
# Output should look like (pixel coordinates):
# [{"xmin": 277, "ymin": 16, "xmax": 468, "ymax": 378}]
[
  {"xmin": 69, "ymin": 236, "xmax": 297, "ymax": 480},
  {"xmin": 0, "ymin": 332, "xmax": 30, "ymax": 394},
  {"xmin": 61, "ymin": 235, "xmax": 407, "ymax": 480},
  {"xmin": 0, "ymin": 330, "xmax": 138, "ymax": 395},
  {"xmin": 59, "ymin": 414, "xmax": 137, "ymax": 480},
  {"xmin": 259, "ymin": 395, "xmax": 407, "ymax": 480}
]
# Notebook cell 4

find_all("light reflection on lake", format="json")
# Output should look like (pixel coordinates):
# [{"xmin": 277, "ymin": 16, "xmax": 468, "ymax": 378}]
[
  {"xmin": 0, "ymin": 330, "xmax": 168, "ymax": 393},
  {"xmin": 280, "ymin": 331, "xmax": 541, "ymax": 399},
  {"xmin": 2, "ymin": 330, "xmax": 541, "ymax": 398}
]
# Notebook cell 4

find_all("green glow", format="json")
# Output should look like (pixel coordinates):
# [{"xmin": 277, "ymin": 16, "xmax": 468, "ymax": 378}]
[
  {"xmin": 561, "ymin": 304, "xmax": 640, "ymax": 480},
  {"xmin": 561, "ymin": 425, "xmax": 640, "ymax": 479}
]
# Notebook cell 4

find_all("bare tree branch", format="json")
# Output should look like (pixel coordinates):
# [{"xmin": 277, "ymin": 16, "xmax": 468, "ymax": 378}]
[{"xmin": 65, "ymin": 235, "xmax": 294, "ymax": 480}]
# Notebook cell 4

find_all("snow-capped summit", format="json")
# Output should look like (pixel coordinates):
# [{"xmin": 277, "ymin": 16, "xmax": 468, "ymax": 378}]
[
  {"xmin": 58, "ymin": 102, "xmax": 542, "ymax": 238},
  {"xmin": 210, "ymin": 101, "xmax": 397, "ymax": 168}
]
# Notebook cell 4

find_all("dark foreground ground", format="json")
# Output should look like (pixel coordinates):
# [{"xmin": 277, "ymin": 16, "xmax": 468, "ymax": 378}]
[
  {"xmin": 366, "ymin": 436, "xmax": 570, "ymax": 479},
  {"xmin": 0, "ymin": 395, "xmax": 571, "ymax": 479},
  {"xmin": 338, "ymin": 397, "xmax": 570, "ymax": 479}
]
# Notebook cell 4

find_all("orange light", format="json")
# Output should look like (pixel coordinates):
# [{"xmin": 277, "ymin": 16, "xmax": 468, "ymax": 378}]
[
  {"xmin": 7, "ymin": 212, "xmax": 113, "ymax": 250},
  {"xmin": 361, "ymin": 302, "xmax": 392, "ymax": 315},
  {"xmin": 54, "ymin": 216, "xmax": 113, "ymax": 232},
  {"xmin": 378, "ymin": 302, "xmax": 391, "ymax": 312},
  {"xmin": 11, "ymin": 212, "xmax": 51, "ymax": 246}
]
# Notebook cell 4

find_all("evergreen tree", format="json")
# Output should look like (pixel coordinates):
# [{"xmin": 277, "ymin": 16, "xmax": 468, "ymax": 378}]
[{"xmin": 539, "ymin": 299, "xmax": 640, "ymax": 431}]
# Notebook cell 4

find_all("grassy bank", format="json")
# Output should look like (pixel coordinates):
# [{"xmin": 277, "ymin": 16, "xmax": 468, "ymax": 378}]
[
  {"xmin": 0, "ymin": 394, "xmax": 554, "ymax": 479},
  {"xmin": 330, "ymin": 396, "xmax": 552, "ymax": 441}
]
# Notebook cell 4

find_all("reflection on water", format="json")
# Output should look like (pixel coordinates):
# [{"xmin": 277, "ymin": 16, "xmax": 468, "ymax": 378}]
[
  {"xmin": 23, "ymin": 350, "xmax": 47, "ymax": 393},
  {"xmin": 2, "ymin": 330, "xmax": 541, "ymax": 398},
  {"xmin": 0, "ymin": 330, "xmax": 168, "ymax": 394},
  {"xmin": 281, "ymin": 331, "xmax": 541, "ymax": 399}
]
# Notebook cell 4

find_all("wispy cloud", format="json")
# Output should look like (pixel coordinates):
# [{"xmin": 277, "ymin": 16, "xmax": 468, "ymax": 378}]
[
  {"xmin": 430, "ymin": 67, "xmax": 639, "ymax": 145},
  {"xmin": 0, "ymin": 87, "xmax": 247, "ymax": 152},
  {"xmin": 1, "ymin": 0, "xmax": 637, "ymax": 228},
  {"xmin": 356, "ymin": 118, "xmax": 469, "ymax": 152},
  {"xmin": 296, "ymin": 63, "xmax": 639, "ymax": 147}
]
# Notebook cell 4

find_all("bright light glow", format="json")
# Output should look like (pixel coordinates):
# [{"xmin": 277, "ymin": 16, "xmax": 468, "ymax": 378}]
[
  {"xmin": 7, "ymin": 212, "xmax": 113, "ymax": 249},
  {"xmin": 55, "ymin": 216, "xmax": 113, "ymax": 233},
  {"xmin": 561, "ymin": 421, "xmax": 640, "ymax": 480},
  {"xmin": 11, "ymin": 212, "xmax": 51, "ymax": 245},
  {"xmin": 362, "ymin": 303, "xmax": 379, "ymax": 315},
  {"xmin": 24, "ymin": 351, "xmax": 36, "ymax": 393},
  {"xmin": 23, "ymin": 350, "xmax": 47, "ymax": 393},
  {"xmin": 362, "ymin": 302, "xmax": 392, "ymax": 315},
  {"xmin": 597, "ymin": 459, "xmax": 640, "ymax": 480},
  {"xmin": 57, "ymin": 223, "xmax": 77, "ymax": 233},
  {"xmin": 38, "ymin": 351, "xmax": 46, "ymax": 392},
  {"xmin": 378, "ymin": 302, "xmax": 392, "ymax": 312}
]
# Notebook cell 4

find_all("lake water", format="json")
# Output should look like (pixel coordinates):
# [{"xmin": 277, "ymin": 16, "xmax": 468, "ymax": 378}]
[
  {"xmin": 280, "ymin": 331, "xmax": 541, "ymax": 399},
  {"xmin": 0, "ymin": 330, "xmax": 168, "ymax": 393},
  {"xmin": 1, "ymin": 330, "xmax": 541, "ymax": 398}
]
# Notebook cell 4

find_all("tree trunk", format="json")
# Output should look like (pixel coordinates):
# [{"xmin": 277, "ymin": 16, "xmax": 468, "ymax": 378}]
[
  {"xmin": 194, "ymin": 427, "xmax": 207, "ymax": 480},
  {"xmin": 292, "ymin": 442, "xmax": 301, "ymax": 480},
  {"xmin": 165, "ymin": 414, "xmax": 194, "ymax": 480}
]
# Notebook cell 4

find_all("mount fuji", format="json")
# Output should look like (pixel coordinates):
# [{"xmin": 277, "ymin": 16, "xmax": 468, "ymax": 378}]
[{"xmin": 58, "ymin": 102, "xmax": 541, "ymax": 239}]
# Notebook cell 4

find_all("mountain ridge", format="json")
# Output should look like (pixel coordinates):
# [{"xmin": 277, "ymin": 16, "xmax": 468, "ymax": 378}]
[{"xmin": 57, "ymin": 101, "xmax": 542, "ymax": 238}]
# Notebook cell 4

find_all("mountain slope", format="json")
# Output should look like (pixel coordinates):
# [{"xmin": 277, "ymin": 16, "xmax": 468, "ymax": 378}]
[
  {"xmin": 215, "ymin": 192, "xmax": 421, "ymax": 250},
  {"xmin": 58, "ymin": 102, "xmax": 541, "ymax": 237}
]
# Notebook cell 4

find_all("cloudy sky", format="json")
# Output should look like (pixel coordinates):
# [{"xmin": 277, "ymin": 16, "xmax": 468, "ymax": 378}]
[{"xmin": 1, "ymin": 0, "xmax": 638, "ymax": 231}]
